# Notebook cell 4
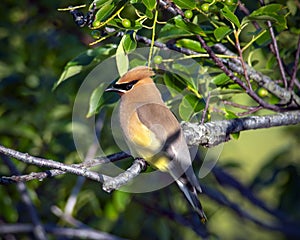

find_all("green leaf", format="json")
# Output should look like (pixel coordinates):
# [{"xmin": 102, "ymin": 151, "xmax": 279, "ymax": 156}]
[
  {"xmin": 142, "ymin": 0, "xmax": 156, "ymax": 10},
  {"xmin": 228, "ymin": 83, "xmax": 243, "ymax": 90},
  {"xmin": 132, "ymin": 2, "xmax": 153, "ymax": 19},
  {"xmin": 174, "ymin": 16, "xmax": 206, "ymax": 36},
  {"xmin": 172, "ymin": 63, "xmax": 198, "ymax": 92},
  {"xmin": 56, "ymin": 65, "xmax": 83, "ymax": 88},
  {"xmin": 176, "ymin": 39, "xmax": 205, "ymax": 52},
  {"xmin": 250, "ymin": 4, "xmax": 283, "ymax": 16},
  {"xmin": 248, "ymin": 4, "xmax": 287, "ymax": 29},
  {"xmin": 54, "ymin": 45, "xmax": 117, "ymax": 89},
  {"xmin": 113, "ymin": 191, "xmax": 131, "ymax": 211},
  {"xmin": 179, "ymin": 94, "xmax": 205, "ymax": 121},
  {"xmin": 86, "ymin": 83, "xmax": 119, "ymax": 117},
  {"xmin": 211, "ymin": 73, "xmax": 231, "ymax": 86},
  {"xmin": 214, "ymin": 26, "xmax": 232, "ymax": 41},
  {"xmin": 87, "ymin": 83, "xmax": 106, "ymax": 117},
  {"xmin": 104, "ymin": 202, "xmax": 119, "ymax": 220},
  {"xmin": 224, "ymin": 109, "xmax": 238, "ymax": 119},
  {"xmin": 158, "ymin": 23, "xmax": 192, "ymax": 42},
  {"xmin": 163, "ymin": 72, "xmax": 186, "ymax": 97},
  {"xmin": 92, "ymin": 0, "xmax": 113, "ymax": 8},
  {"xmin": 221, "ymin": 5, "xmax": 240, "ymax": 28},
  {"xmin": 287, "ymin": 0, "xmax": 297, "ymax": 15},
  {"xmin": 173, "ymin": 0, "xmax": 196, "ymax": 9},
  {"xmin": 94, "ymin": 3, "xmax": 115, "ymax": 22},
  {"xmin": 122, "ymin": 32, "xmax": 137, "ymax": 53},
  {"xmin": 116, "ymin": 35, "xmax": 129, "ymax": 76},
  {"xmin": 254, "ymin": 31, "xmax": 271, "ymax": 47},
  {"xmin": 231, "ymin": 132, "xmax": 240, "ymax": 140}
]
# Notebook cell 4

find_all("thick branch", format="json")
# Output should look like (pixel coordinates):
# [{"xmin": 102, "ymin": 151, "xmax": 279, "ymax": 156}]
[
  {"xmin": 102, "ymin": 158, "xmax": 147, "ymax": 192},
  {"xmin": 182, "ymin": 111, "xmax": 300, "ymax": 147},
  {"xmin": 1, "ymin": 112, "xmax": 299, "ymax": 184},
  {"xmin": 0, "ymin": 145, "xmax": 113, "ymax": 183}
]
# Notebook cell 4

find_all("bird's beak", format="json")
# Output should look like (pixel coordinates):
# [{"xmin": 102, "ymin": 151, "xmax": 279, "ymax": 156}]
[
  {"xmin": 105, "ymin": 85, "xmax": 125, "ymax": 95},
  {"xmin": 105, "ymin": 86, "xmax": 117, "ymax": 92}
]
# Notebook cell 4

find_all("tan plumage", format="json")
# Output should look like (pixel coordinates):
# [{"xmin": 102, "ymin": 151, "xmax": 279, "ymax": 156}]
[{"xmin": 106, "ymin": 66, "xmax": 207, "ymax": 222}]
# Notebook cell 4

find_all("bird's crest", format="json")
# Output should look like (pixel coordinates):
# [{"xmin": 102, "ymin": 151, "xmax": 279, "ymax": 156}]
[{"xmin": 117, "ymin": 66, "xmax": 155, "ymax": 84}]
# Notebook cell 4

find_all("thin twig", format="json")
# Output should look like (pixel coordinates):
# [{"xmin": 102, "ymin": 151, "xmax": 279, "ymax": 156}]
[
  {"xmin": 258, "ymin": 0, "xmax": 288, "ymax": 88},
  {"xmin": 222, "ymin": 100, "xmax": 263, "ymax": 116},
  {"xmin": 157, "ymin": 0, "xmax": 283, "ymax": 111},
  {"xmin": 223, "ymin": 100, "xmax": 259, "ymax": 110},
  {"xmin": 0, "ymin": 224, "xmax": 127, "ymax": 240},
  {"xmin": 237, "ymin": 106, "xmax": 264, "ymax": 116},
  {"xmin": 235, "ymin": 31, "xmax": 252, "ymax": 90},
  {"xmin": 64, "ymin": 113, "xmax": 105, "ymax": 216},
  {"xmin": 105, "ymin": 23, "xmax": 299, "ymax": 107},
  {"xmin": 213, "ymin": 44, "xmax": 300, "ymax": 106},
  {"xmin": 133, "ymin": 198, "xmax": 209, "ymax": 238},
  {"xmin": 64, "ymin": 143, "xmax": 98, "ymax": 216},
  {"xmin": 266, "ymin": 21, "xmax": 288, "ymax": 88},
  {"xmin": 1, "ymin": 155, "xmax": 47, "ymax": 240},
  {"xmin": 289, "ymin": 35, "xmax": 300, "ymax": 91},
  {"xmin": 202, "ymin": 185, "xmax": 300, "ymax": 236},
  {"xmin": 51, "ymin": 205, "xmax": 89, "ymax": 228},
  {"xmin": 196, "ymin": 34, "xmax": 282, "ymax": 111},
  {"xmin": 212, "ymin": 166, "xmax": 288, "ymax": 222},
  {"xmin": 237, "ymin": 0, "xmax": 260, "ymax": 29}
]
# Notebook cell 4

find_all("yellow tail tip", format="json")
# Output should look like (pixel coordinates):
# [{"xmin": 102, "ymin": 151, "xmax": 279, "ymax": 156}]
[{"xmin": 201, "ymin": 217, "xmax": 207, "ymax": 224}]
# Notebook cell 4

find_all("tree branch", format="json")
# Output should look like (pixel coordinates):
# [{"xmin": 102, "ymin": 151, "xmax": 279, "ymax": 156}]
[
  {"xmin": 103, "ymin": 12, "xmax": 300, "ymax": 108},
  {"xmin": 102, "ymin": 158, "xmax": 147, "ymax": 192},
  {"xmin": 0, "ymin": 224, "xmax": 126, "ymax": 240},
  {"xmin": 134, "ymin": 198, "xmax": 209, "ymax": 238},
  {"xmin": 213, "ymin": 44, "xmax": 300, "ymax": 106},
  {"xmin": 259, "ymin": 0, "xmax": 288, "ymax": 88},
  {"xmin": 290, "ymin": 35, "xmax": 300, "ymax": 91},
  {"xmin": 202, "ymin": 185, "xmax": 300, "ymax": 237},
  {"xmin": 1, "ymin": 112, "xmax": 299, "ymax": 186},
  {"xmin": 0, "ymin": 146, "xmax": 130, "ymax": 184},
  {"xmin": 1, "ymin": 155, "xmax": 47, "ymax": 240},
  {"xmin": 182, "ymin": 111, "xmax": 300, "ymax": 147},
  {"xmin": 156, "ymin": 0, "xmax": 300, "ymax": 108}
]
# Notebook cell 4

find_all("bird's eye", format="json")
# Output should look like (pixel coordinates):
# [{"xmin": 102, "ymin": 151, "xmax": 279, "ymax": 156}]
[
  {"xmin": 125, "ymin": 82, "xmax": 135, "ymax": 90},
  {"xmin": 114, "ymin": 80, "xmax": 139, "ymax": 91},
  {"xmin": 125, "ymin": 80, "xmax": 139, "ymax": 90}
]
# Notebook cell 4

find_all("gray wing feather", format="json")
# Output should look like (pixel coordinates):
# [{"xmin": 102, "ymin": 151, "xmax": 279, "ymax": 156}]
[{"xmin": 136, "ymin": 103, "xmax": 201, "ymax": 191}]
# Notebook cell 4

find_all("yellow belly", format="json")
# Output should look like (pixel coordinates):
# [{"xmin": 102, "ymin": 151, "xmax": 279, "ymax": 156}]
[{"xmin": 127, "ymin": 111, "xmax": 169, "ymax": 172}]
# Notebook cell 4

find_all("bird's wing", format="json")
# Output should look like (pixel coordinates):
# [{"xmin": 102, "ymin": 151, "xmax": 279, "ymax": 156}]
[
  {"xmin": 136, "ymin": 103, "xmax": 201, "ymax": 189},
  {"xmin": 136, "ymin": 103, "xmax": 180, "ymax": 143},
  {"xmin": 136, "ymin": 103, "xmax": 205, "ymax": 220}
]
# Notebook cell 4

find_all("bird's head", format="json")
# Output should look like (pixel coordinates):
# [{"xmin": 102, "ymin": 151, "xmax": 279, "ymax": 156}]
[{"xmin": 105, "ymin": 66, "xmax": 155, "ymax": 95}]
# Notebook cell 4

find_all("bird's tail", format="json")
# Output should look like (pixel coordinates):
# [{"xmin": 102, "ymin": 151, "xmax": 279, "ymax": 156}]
[{"xmin": 175, "ymin": 177, "xmax": 207, "ymax": 223}]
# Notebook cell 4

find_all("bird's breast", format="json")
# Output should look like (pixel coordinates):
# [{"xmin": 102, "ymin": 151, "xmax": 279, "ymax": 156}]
[{"xmin": 119, "ymin": 104, "xmax": 170, "ymax": 171}]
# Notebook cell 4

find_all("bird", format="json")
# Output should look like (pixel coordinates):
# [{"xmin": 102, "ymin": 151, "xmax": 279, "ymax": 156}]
[{"xmin": 105, "ymin": 66, "xmax": 207, "ymax": 222}]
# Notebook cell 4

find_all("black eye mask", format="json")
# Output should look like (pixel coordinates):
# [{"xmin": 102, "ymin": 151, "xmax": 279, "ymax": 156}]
[{"xmin": 113, "ymin": 80, "xmax": 139, "ymax": 91}]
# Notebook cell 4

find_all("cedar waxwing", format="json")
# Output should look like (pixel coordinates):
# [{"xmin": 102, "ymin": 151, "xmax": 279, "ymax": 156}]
[{"xmin": 106, "ymin": 66, "xmax": 207, "ymax": 222}]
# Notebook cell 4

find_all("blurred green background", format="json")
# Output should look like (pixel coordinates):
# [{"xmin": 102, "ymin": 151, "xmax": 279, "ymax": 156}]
[{"xmin": 1, "ymin": 0, "xmax": 300, "ymax": 239}]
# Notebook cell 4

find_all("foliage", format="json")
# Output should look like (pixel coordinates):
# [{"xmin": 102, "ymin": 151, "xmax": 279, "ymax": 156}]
[{"xmin": 0, "ymin": 0, "xmax": 300, "ymax": 239}]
